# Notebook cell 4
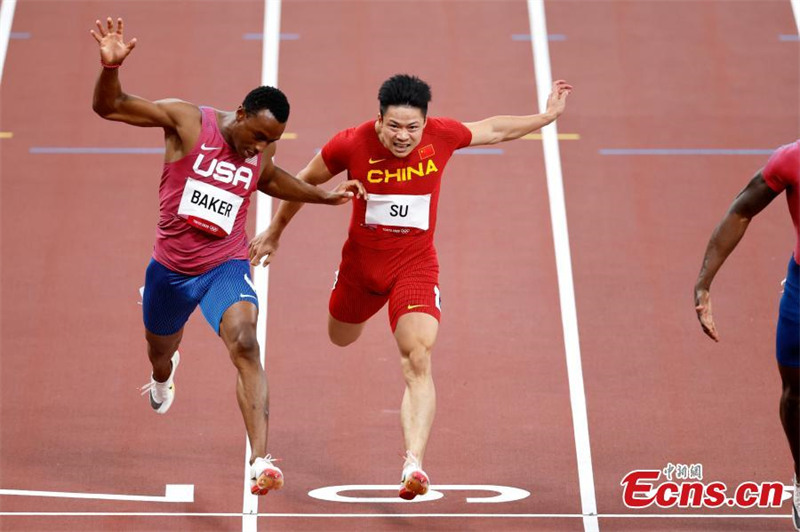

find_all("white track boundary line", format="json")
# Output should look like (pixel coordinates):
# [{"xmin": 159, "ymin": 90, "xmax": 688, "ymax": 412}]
[
  {"xmin": 0, "ymin": 512, "xmax": 790, "ymax": 519},
  {"xmin": 0, "ymin": 0, "xmax": 17, "ymax": 85},
  {"xmin": 526, "ymin": 2, "xmax": 598, "ymax": 531},
  {"xmin": 240, "ymin": 1, "xmax": 282, "ymax": 531},
  {"xmin": 792, "ymin": 0, "xmax": 800, "ymax": 36}
]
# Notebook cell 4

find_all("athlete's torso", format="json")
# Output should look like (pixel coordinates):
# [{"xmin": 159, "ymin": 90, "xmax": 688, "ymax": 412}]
[
  {"xmin": 321, "ymin": 117, "xmax": 472, "ymax": 249},
  {"xmin": 762, "ymin": 139, "xmax": 800, "ymax": 263},
  {"xmin": 153, "ymin": 106, "xmax": 262, "ymax": 275}
]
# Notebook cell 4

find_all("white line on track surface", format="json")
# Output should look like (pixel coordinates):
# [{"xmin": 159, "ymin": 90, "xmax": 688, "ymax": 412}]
[
  {"xmin": 240, "ymin": 1, "xmax": 282, "ymax": 531},
  {"xmin": 526, "ymin": 1, "xmax": 599, "ymax": 532},
  {"xmin": 0, "ymin": 0, "xmax": 17, "ymax": 85},
  {"xmin": 0, "ymin": 485, "xmax": 194, "ymax": 503},
  {"xmin": 0, "ymin": 511, "xmax": 790, "ymax": 519}
]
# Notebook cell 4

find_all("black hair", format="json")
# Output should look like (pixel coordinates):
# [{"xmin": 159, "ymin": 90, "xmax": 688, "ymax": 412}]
[
  {"xmin": 242, "ymin": 86, "xmax": 290, "ymax": 123},
  {"xmin": 378, "ymin": 74, "xmax": 432, "ymax": 117}
]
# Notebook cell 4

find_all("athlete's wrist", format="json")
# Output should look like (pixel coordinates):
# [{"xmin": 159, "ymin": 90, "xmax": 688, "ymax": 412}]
[{"xmin": 100, "ymin": 59, "xmax": 122, "ymax": 69}]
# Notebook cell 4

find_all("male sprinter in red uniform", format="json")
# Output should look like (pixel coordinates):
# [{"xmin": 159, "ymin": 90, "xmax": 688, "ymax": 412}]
[
  {"xmin": 695, "ymin": 140, "xmax": 800, "ymax": 528},
  {"xmin": 252, "ymin": 74, "xmax": 571, "ymax": 499},
  {"xmin": 90, "ymin": 17, "xmax": 363, "ymax": 495}
]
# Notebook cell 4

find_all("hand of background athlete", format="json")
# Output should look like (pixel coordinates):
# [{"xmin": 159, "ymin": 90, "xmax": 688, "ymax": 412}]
[
  {"xmin": 545, "ymin": 80, "xmax": 572, "ymax": 118},
  {"xmin": 90, "ymin": 17, "xmax": 137, "ymax": 66},
  {"xmin": 325, "ymin": 179, "xmax": 368, "ymax": 205},
  {"xmin": 694, "ymin": 289, "xmax": 720, "ymax": 342},
  {"xmin": 248, "ymin": 229, "xmax": 280, "ymax": 268}
]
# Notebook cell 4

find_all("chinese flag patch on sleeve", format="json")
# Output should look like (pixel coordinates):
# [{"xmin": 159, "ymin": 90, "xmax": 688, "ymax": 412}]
[{"xmin": 418, "ymin": 144, "xmax": 435, "ymax": 160}]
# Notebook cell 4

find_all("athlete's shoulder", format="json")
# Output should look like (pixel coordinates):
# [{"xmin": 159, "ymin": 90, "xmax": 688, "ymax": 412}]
[
  {"xmin": 763, "ymin": 139, "xmax": 800, "ymax": 189},
  {"xmin": 425, "ymin": 116, "xmax": 465, "ymax": 132},
  {"xmin": 424, "ymin": 116, "xmax": 472, "ymax": 149}
]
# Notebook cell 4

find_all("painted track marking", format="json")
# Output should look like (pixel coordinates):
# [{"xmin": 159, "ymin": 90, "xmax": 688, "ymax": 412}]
[
  {"xmin": 527, "ymin": 1, "xmax": 599, "ymax": 531},
  {"xmin": 0, "ymin": 0, "xmax": 17, "ymax": 85},
  {"xmin": 307, "ymin": 484, "xmax": 531, "ymax": 504},
  {"xmin": 241, "ymin": 1, "xmax": 282, "ymax": 531},
  {"xmin": 0, "ymin": 484, "xmax": 194, "ymax": 503}
]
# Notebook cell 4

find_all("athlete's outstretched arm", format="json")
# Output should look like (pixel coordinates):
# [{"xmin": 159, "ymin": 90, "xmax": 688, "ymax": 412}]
[
  {"xmin": 694, "ymin": 171, "xmax": 779, "ymax": 341},
  {"xmin": 250, "ymin": 150, "xmax": 365, "ymax": 267},
  {"xmin": 464, "ymin": 80, "xmax": 572, "ymax": 146},
  {"xmin": 90, "ymin": 17, "xmax": 198, "ymax": 130}
]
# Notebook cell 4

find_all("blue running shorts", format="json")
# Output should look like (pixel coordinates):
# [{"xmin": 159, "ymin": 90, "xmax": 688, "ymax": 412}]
[
  {"xmin": 143, "ymin": 258, "xmax": 258, "ymax": 336},
  {"xmin": 777, "ymin": 255, "xmax": 800, "ymax": 367}
]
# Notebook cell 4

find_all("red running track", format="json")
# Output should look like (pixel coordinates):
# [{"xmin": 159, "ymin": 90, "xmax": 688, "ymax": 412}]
[{"xmin": 0, "ymin": 0, "xmax": 797, "ymax": 531}]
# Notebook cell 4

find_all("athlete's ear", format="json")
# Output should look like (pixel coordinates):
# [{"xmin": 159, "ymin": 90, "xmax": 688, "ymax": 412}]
[{"xmin": 235, "ymin": 106, "xmax": 247, "ymax": 121}]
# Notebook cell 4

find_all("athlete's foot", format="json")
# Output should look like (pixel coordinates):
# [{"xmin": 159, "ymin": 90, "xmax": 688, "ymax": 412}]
[
  {"xmin": 250, "ymin": 455, "xmax": 284, "ymax": 495},
  {"xmin": 398, "ymin": 450, "xmax": 429, "ymax": 500},
  {"xmin": 140, "ymin": 351, "xmax": 180, "ymax": 414}
]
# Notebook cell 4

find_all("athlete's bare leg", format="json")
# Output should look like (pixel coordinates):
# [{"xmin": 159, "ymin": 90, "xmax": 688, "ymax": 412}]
[
  {"xmin": 145, "ymin": 328, "xmax": 183, "ymax": 382},
  {"xmin": 778, "ymin": 363, "xmax": 800, "ymax": 478},
  {"xmin": 394, "ymin": 312, "xmax": 438, "ymax": 464},
  {"xmin": 328, "ymin": 314, "xmax": 366, "ymax": 347},
  {"xmin": 220, "ymin": 301, "xmax": 268, "ymax": 464}
]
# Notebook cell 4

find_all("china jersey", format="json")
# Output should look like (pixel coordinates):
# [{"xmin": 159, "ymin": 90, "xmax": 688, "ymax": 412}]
[
  {"xmin": 321, "ymin": 117, "xmax": 472, "ymax": 249},
  {"xmin": 153, "ymin": 106, "xmax": 262, "ymax": 275},
  {"xmin": 763, "ymin": 140, "xmax": 800, "ymax": 264}
]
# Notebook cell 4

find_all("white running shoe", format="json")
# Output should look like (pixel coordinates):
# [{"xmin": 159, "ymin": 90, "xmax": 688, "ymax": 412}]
[
  {"xmin": 250, "ymin": 455, "xmax": 284, "ymax": 495},
  {"xmin": 399, "ymin": 450, "xmax": 429, "ymax": 500},
  {"xmin": 140, "ymin": 351, "xmax": 180, "ymax": 414},
  {"xmin": 792, "ymin": 475, "xmax": 800, "ymax": 531}
]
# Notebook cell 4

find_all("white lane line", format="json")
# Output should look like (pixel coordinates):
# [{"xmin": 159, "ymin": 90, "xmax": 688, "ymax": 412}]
[
  {"xmin": 526, "ymin": 2, "xmax": 599, "ymax": 532},
  {"xmin": 241, "ymin": 1, "xmax": 282, "ymax": 531},
  {"xmin": 0, "ymin": 485, "xmax": 194, "ymax": 503},
  {"xmin": 792, "ymin": 0, "xmax": 800, "ymax": 37},
  {"xmin": 0, "ymin": 0, "xmax": 18, "ymax": 85},
  {"xmin": 0, "ymin": 512, "xmax": 790, "ymax": 519}
]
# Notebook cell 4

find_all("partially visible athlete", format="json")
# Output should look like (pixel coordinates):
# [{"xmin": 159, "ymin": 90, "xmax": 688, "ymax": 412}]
[
  {"xmin": 90, "ymin": 17, "xmax": 364, "ymax": 495},
  {"xmin": 252, "ymin": 74, "xmax": 571, "ymax": 499},
  {"xmin": 694, "ymin": 140, "xmax": 799, "ymax": 529}
]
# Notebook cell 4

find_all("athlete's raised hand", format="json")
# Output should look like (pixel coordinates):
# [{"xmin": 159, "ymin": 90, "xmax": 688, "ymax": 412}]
[
  {"xmin": 90, "ymin": 17, "xmax": 137, "ymax": 67},
  {"xmin": 544, "ymin": 80, "xmax": 572, "ymax": 118},
  {"xmin": 694, "ymin": 288, "xmax": 720, "ymax": 342},
  {"xmin": 325, "ymin": 179, "xmax": 368, "ymax": 205}
]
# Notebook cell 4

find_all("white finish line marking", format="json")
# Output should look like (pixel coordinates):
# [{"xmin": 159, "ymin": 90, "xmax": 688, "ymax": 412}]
[
  {"xmin": 308, "ymin": 484, "xmax": 530, "ymax": 504},
  {"xmin": 0, "ymin": 484, "xmax": 194, "ymax": 503}
]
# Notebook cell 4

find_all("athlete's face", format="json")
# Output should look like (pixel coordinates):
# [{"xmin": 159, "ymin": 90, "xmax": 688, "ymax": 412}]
[
  {"xmin": 376, "ymin": 106, "xmax": 426, "ymax": 158},
  {"xmin": 232, "ymin": 107, "xmax": 285, "ymax": 159}
]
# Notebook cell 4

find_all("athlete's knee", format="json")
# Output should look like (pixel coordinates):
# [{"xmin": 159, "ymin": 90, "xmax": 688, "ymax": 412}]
[
  {"xmin": 328, "ymin": 317, "xmax": 362, "ymax": 347},
  {"xmin": 145, "ymin": 329, "xmax": 182, "ymax": 359},
  {"xmin": 329, "ymin": 330, "xmax": 357, "ymax": 347},
  {"xmin": 224, "ymin": 326, "xmax": 260, "ymax": 364},
  {"xmin": 401, "ymin": 344, "xmax": 433, "ymax": 381}
]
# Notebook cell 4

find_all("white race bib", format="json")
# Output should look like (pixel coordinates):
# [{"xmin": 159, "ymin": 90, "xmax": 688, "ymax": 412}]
[
  {"xmin": 178, "ymin": 177, "xmax": 243, "ymax": 237},
  {"xmin": 365, "ymin": 193, "xmax": 431, "ymax": 230}
]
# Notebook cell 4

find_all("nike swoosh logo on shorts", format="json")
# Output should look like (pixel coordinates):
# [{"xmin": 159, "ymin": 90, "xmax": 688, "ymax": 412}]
[
  {"xmin": 369, "ymin": 158, "xmax": 386, "ymax": 164},
  {"xmin": 407, "ymin": 304, "xmax": 428, "ymax": 310},
  {"xmin": 240, "ymin": 294, "xmax": 257, "ymax": 300},
  {"xmin": 201, "ymin": 143, "xmax": 221, "ymax": 151}
]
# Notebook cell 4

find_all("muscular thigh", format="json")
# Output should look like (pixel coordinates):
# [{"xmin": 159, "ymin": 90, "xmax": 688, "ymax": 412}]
[
  {"xmin": 388, "ymin": 247, "xmax": 441, "ymax": 332},
  {"xmin": 142, "ymin": 258, "xmax": 200, "ymax": 336}
]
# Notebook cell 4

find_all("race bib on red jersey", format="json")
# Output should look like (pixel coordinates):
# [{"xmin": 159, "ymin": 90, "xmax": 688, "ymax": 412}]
[
  {"xmin": 177, "ymin": 177, "xmax": 243, "ymax": 237},
  {"xmin": 365, "ymin": 193, "xmax": 431, "ymax": 230}
]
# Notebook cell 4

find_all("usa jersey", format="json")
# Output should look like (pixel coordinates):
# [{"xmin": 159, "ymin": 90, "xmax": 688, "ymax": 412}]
[
  {"xmin": 763, "ymin": 140, "xmax": 800, "ymax": 264},
  {"xmin": 321, "ymin": 117, "xmax": 472, "ymax": 249},
  {"xmin": 153, "ymin": 106, "xmax": 262, "ymax": 275}
]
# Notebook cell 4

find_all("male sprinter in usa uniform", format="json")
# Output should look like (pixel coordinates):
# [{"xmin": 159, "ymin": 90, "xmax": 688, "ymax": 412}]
[
  {"xmin": 695, "ymin": 140, "xmax": 800, "ymax": 529},
  {"xmin": 252, "ymin": 74, "xmax": 571, "ymax": 499},
  {"xmin": 90, "ymin": 17, "xmax": 364, "ymax": 495}
]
